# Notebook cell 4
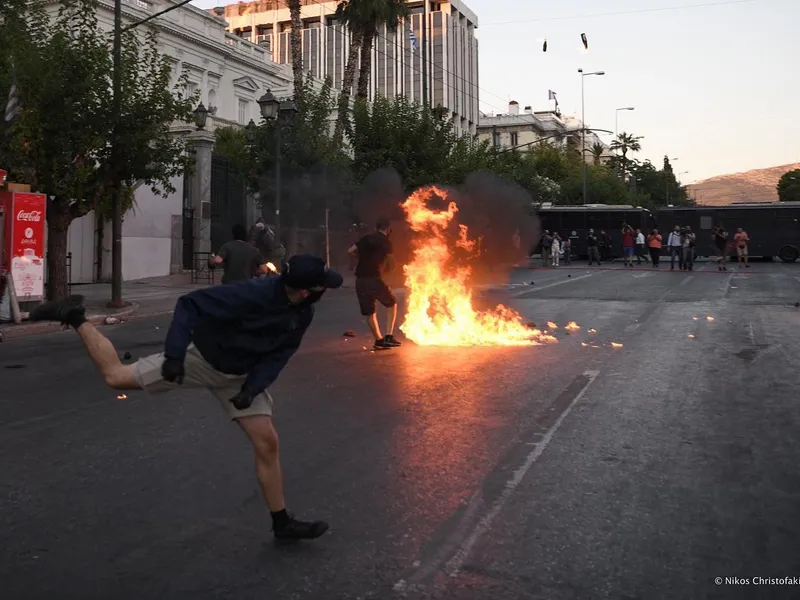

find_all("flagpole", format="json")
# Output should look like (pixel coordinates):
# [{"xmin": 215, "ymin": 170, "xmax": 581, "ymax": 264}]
[{"xmin": 421, "ymin": 7, "xmax": 428, "ymax": 108}]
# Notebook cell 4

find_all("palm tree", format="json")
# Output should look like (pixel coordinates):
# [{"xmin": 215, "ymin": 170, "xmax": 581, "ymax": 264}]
[
  {"xmin": 286, "ymin": 0, "xmax": 304, "ymax": 103},
  {"xmin": 590, "ymin": 142, "xmax": 605, "ymax": 165},
  {"xmin": 610, "ymin": 131, "xmax": 642, "ymax": 178},
  {"xmin": 355, "ymin": 0, "xmax": 408, "ymax": 101},
  {"xmin": 332, "ymin": 0, "xmax": 364, "ymax": 146}
]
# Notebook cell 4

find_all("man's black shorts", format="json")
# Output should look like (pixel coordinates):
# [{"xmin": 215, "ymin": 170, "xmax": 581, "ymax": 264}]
[{"xmin": 355, "ymin": 277, "xmax": 396, "ymax": 316}]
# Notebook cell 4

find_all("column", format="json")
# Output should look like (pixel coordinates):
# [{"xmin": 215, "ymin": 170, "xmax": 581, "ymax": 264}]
[{"xmin": 187, "ymin": 129, "xmax": 216, "ymax": 255}]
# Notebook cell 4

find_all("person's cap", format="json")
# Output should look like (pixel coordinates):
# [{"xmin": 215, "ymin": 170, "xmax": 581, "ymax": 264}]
[{"xmin": 282, "ymin": 254, "xmax": 343, "ymax": 290}]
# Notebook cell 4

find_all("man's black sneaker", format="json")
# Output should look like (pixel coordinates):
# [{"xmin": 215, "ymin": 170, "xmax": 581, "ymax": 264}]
[
  {"xmin": 29, "ymin": 295, "xmax": 87, "ymax": 327},
  {"xmin": 373, "ymin": 338, "xmax": 392, "ymax": 350},
  {"xmin": 273, "ymin": 516, "xmax": 329, "ymax": 541},
  {"xmin": 384, "ymin": 334, "xmax": 402, "ymax": 347}
]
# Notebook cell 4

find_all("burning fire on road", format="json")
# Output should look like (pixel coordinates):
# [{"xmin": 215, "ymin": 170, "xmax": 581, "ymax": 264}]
[{"xmin": 398, "ymin": 186, "xmax": 561, "ymax": 347}]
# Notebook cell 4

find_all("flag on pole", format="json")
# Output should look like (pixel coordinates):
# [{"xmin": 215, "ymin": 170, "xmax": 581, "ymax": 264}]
[
  {"xmin": 409, "ymin": 24, "xmax": 418, "ymax": 53},
  {"xmin": 4, "ymin": 58, "xmax": 21, "ymax": 124},
  {"xmin": 548, "ymin": 90, "xmax": 557, "ymax": 101}
]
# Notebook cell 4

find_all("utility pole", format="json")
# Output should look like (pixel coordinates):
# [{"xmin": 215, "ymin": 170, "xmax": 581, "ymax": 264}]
[
  {"xmin": 109, "ymin": 0, "xmax": 195, "ymax": 307},
  {"xmin": 109, "ymin": 0, "xmax": 123, "ymax": 307}
]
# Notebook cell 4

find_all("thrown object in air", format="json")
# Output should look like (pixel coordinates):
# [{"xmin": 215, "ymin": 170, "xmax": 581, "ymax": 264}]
[
  {"xmin": 542, "ymin": 39, "xmax": 547, "ymax": 52},
  {"xmin": 581, "ymin": 33, "xmax": 588, "ymax": 49}
]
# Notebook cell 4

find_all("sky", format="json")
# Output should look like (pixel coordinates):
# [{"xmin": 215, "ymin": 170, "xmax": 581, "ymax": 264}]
[{"xmin": 191, "ymin": 0, "xmax": 799, "ymax": 182}]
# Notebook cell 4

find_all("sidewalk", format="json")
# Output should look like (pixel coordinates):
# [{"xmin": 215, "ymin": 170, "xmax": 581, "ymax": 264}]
[{"xmin": 0, "ymin": 271, "xmax": 361, "ymax": 341}]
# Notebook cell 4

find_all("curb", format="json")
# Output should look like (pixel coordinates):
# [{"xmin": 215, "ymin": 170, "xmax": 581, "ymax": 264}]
[{"xmin": 0, "ymin": 302, "xmax": 141, "ymax": 342}]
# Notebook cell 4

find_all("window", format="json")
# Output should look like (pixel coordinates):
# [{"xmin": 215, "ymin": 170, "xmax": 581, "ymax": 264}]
[
  {"xmin": 492, "ymin": 130, "xmax": 500, "ymax": 148},
  {"xmin": 185, "ymin": 82, "xmax": 198, "ymax": 101},
  {"xmin": 238, "ymin": 99, "xmax": 248, "ymax": 124},
  {"xmin": 207, "ymin": 89, "xmax": 216, "ymax": 110},
  {"xmin": 510, "ymin": 132, "xmax": 518, "ymax": 147}
]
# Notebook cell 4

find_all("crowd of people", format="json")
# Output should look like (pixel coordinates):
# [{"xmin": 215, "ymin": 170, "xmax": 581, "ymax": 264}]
[{"xmin": 535, "ymin": 224, "xmax": 751, "ymax": 271}]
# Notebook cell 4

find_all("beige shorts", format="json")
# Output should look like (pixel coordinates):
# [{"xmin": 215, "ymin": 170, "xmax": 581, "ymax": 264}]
[
  {"xmin": 737, "ymin": 245, "xmax": 748, "ymax": 256},
  {"xmin": 132, "ymin": 345, "xmax": 274, "ymax": 420}
]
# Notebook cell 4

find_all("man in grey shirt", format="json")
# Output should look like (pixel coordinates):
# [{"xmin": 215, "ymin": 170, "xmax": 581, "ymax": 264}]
[{"xmin": 211, "ymin": 224, "xmax": 265, "ymax": 284}]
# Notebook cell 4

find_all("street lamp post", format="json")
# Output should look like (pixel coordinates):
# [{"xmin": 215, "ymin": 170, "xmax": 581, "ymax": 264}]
[
  {"xmin": 615, "ymin": 107, "xmax": 634, "ymax": 143},
  {"xmin": 257, "ymin": 90, "xmax": 298, "ymax": 243},
  {"xmin": 578, "ymin": 68, "xmax": 605, "ymax": 205}
]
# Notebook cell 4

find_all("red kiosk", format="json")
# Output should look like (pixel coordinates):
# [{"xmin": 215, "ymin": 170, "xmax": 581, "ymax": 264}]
[{"xmin": 0, "ymin": 187, "xmax": 47, "ymax": 303}]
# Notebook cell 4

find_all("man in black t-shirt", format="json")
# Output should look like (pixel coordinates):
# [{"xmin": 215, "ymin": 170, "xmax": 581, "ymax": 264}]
[
  {"xmin": 713, "ymin": 225, "xmax": 729, "ymax": 271},
  {"xmin": 348, "ymin": 218, "xmax": 400, "ymax": 350},
  {"xmin": 210, "ymin": 224, "xmax": 266, "ymax": 284}
]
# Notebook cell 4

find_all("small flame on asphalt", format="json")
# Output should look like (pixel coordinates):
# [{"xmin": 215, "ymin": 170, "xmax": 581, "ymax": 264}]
[
  {"xmin": 688, "ymin": 334, "xmax": 696, "ymax": 339},
  {"xmin": 547, "ymin": 321, "xmax": 558, "ymax": 330},
  {"xmin": 581, "ymin": 342, "xmax": 589, "ymax": 347},
  {"xmin": 117, "ymin": 394, "xmax": 127, "ymax": 400},
  {"xmin": 566, "ymin": 321, "xmax": 580, "ymax": 331},
  {"xmin": 706, "ymin": 316, "xmax": 715, "ymax": 321},
  {"xmin": 588, "ymin": 328, "xmax": 597, "ymax": 334},
  {"xmin": 611, "ymin": 342, "xmax": 623, "ymax": 348},
  {"xmin": 693, "ymin": 316, "xmax": 700, "ymax": 321}
]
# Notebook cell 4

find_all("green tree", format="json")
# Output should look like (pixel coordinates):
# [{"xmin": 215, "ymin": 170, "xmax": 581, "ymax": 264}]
[
  {"xmin": 354, "ymin": 0, "xmax": 408, "ymax": 101},
  {"xmin": 331, "ymin": 0, "xmax": 363, "ymax": 146},
  {"xmin": 590, "ymin": 142, "xmax": 605, "ymax": 165},
  {"xmin": 609, "ymin": 131, "xmax": 642, "ymax": 179},
  {"xmin": 777, "ymin": 169, "xmax": 800, "ymax": 202},
  {"xmin": 2, "ymin": 0, "xmax": 194, "ymax": 299},
  {"xmin": 216, "ymin": 76, "xmax": 351, "ymax": 230}
]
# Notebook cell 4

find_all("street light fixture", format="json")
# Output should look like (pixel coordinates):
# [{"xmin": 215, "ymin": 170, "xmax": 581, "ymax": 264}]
[
  {"xmin": 256, "ymin": 91, "xmax": 298, "ymax": 243},
  {"xmin": 258, "ymin": 90, "xmax": 280, "ymax": 121},
  {"xmin": 193, "ymin": 102, "xmax": 209, "ymax": 130},
  {"xmin": 578, "ymin": 68, "xmax": 605, "ymax": 204}
]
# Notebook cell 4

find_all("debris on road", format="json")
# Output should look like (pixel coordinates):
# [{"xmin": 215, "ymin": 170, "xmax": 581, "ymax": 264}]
[{"xmin": 343, "ymin": 330, "xmax": 356, "ymax": 337}]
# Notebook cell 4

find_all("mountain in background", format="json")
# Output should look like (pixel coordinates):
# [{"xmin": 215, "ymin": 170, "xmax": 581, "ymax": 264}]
[{"xmin": 686, "ymin": 163, "xmax": 800, "ymax": 206}]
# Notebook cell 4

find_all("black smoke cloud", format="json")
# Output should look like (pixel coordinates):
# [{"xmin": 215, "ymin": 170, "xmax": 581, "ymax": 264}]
[{"xmin": 351, "ymin": 168, "xmax": 540, "ymax": 274}]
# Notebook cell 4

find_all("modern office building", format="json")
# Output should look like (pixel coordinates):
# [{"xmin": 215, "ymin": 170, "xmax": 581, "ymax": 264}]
[{"xmin": 211, "ymin": 0, "xmax": 480, "ymax": 135}]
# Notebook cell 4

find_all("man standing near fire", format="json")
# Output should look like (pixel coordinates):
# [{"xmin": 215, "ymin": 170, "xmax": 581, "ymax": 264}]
[{"xmin": 348, "ymin": 218, "xmax": 401, "ymax": 350}]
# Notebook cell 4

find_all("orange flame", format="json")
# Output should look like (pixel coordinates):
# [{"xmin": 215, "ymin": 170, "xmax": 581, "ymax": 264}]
[
  {"xmin": 399, "ymin": 186, "xmax": 558, "ymax": 346},
  {"xmin": 611, "ymin": 342, "xmax": 623, "ymax": 348},
  {"xmin": 265, "ymin": 262, "xmax": 278, "ymax": 273},
  {"xmin": 565, "ymin": 321, "xmax": 580, "ymax": 331},
  {"xmin": 547, "ymin": 321, "xmax": 558, "ymax": 330}
]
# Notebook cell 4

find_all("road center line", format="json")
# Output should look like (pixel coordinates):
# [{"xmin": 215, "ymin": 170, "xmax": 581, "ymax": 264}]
[
  {"xmin": 512, "ymin": 273, "xmax": 594, "ymax": 297},
  {"xmin": 440, "ymin": 370, "xmax": 600, "ymax": 578},
  {"xmin": 444, "ymin": 370, "xmax": 599, "ymax": 578},
  {"xmin": 679, "ymin": 275, "xmax": 694, "ymax": 287}
]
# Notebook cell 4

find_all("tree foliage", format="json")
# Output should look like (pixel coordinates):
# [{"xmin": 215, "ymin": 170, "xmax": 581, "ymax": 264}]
[
  {"xmin": 0, "ymin": 0, "xmax": 195, "ymax": 299},
  {"xmin": 777, "ymin": 169, "xmax": 800, "ymax": 203}
]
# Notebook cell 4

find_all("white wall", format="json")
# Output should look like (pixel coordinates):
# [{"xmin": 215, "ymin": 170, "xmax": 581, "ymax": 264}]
[{"xmin": 67, "ymin": 210, "xmax": 97, "ymax": 284}]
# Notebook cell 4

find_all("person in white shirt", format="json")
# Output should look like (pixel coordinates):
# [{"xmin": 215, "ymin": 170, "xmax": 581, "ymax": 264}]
[
  {"xmin": 666, "ymin": 225, "xmax": 683, "ymax": 270},
  {"xmin": 551, "ymin": 233, "xmax": 561, "ymax": 267},
  {"xmin": 635, "ymin": 229, "xmax": 647, "ymax": 264}
]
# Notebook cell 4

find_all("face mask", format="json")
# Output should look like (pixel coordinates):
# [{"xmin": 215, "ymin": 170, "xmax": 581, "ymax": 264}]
[{"xmin": 304, "ymin": 289, "xmax": 326, "ymax": 305}]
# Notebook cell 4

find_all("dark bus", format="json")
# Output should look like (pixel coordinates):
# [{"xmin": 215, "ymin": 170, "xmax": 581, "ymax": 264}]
[
  {"xmin": 655, "ymin": 203, "xmax": 800, "ymax": 262},
  {"xmin": 536, "ymin": 204, "xmax": 656, "ymax": 258}
]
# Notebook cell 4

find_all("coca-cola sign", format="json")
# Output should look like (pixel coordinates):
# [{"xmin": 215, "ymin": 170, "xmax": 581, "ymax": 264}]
[{"xmin": 17, "ymin": 210, "xmax": 43, "ymax": 222}]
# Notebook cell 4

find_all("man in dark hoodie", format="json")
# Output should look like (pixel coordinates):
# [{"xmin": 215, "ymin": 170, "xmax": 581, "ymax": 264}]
[{"xmin": 29, "ymin": 254, "xmax": 342, "ymax": 542}]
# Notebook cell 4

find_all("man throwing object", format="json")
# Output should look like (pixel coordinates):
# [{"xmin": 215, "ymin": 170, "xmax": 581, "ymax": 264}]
[
  {"xmin": 30, "ymin": 255, "xmax": 342, "ymax": 541},
  {"xmin": 348, "ymin": 218, "xmax": 401, "ymax": 350}
]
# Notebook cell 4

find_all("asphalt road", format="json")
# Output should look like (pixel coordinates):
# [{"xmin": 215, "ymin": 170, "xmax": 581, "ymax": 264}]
[{"xmin": 1, "ymin": 262, "xmax": 800, "ymax": 600}]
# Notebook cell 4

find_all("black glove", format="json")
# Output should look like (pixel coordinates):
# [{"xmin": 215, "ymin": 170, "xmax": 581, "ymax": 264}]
[
  {"xmin": 161, "ymin": 357, "xmax": 185, "ymax": 384},
  {"xmin": 229, "ymin": 388, "xmax": 255, "ymax": 411}
]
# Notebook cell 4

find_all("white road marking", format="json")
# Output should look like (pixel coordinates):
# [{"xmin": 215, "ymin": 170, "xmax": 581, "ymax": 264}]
[
  {"xmin": 748, "ymin": 322, "xmax": 756, "ymax": 345},
  {"xmin": 679, "ymin": 275, "xmax": 694, "ymax": 287},
  {"xmin": 440, "ymin": 370, "xmax": 601, "ymax": 578},
  {"xmin": 632, "ymin": 272, "xmax": 652, "ymax": 279},
  {"xmin": 512, "ymin": 273, "xmax": 595, "ymax": 296}
]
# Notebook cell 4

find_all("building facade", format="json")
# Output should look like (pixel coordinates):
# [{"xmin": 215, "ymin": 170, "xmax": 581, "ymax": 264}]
[
  {"xmin": 477, "ymin": 101, "xmax": 612, "ymax": 164},
  {"xmin": 212, "ymin": 0, "xmax": 480, "ymax": 136},
  {"xmin": 57, "ymin": 0, "xmax": 295, "ymax": 283}
]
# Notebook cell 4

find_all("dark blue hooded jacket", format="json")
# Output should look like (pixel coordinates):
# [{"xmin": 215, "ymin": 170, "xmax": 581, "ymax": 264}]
[{"xmin": 163, "ymin": 275, "xmax": 313, "ymax": 395}]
